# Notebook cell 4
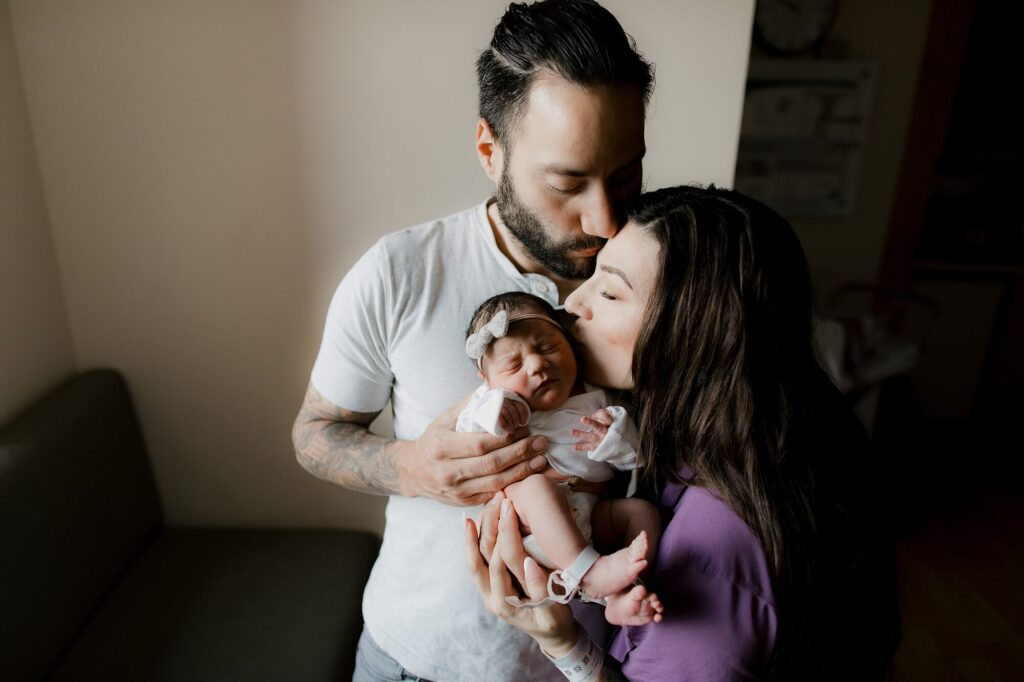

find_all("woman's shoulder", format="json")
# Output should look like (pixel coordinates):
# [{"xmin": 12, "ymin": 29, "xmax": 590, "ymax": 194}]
[{"xmin": 657, "ymin": 484, "xmax": 775, "ymax": 607}]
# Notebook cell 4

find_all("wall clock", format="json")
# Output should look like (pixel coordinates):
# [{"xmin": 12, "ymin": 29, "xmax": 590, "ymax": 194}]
[{"xmin": 753, "ymin": 0, "xmax": 840, "ymax": 55}]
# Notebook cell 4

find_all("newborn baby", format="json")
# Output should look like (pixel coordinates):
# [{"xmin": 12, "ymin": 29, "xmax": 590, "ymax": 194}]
[{"xmin": 459, "ymin": 292, "xmax": 663, "ymax": 625}]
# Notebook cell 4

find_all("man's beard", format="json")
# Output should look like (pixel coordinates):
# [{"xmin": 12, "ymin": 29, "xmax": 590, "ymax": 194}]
[{"xmin": 496, "ymin": 168, "xmax": 604, "ymax": 280}]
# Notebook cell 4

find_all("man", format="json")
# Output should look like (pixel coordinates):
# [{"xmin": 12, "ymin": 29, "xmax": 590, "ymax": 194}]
[{"xmin": 292, "ymin": 2, "xmax": 652, "ymax": 679}]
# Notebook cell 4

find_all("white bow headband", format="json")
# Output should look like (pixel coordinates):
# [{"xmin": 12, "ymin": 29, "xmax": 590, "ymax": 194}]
[{"xmin": 465, "ymin": 310, "xmax": 564, "ymax": 369}]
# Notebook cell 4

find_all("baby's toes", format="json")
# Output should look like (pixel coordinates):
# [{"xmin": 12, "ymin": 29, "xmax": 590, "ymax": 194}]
[{"xmin": 627, "ymin": 530, "xmax": 649, "ymax": 562}]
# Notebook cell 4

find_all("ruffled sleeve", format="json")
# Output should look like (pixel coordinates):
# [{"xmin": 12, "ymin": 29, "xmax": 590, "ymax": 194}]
[
  {"xmin": 454, "ymin": 386, "xmax": 531, "ymax": 437},
  {"xmin": 586, "ymin": 405, "xmax": 640, "ymax": 470}
]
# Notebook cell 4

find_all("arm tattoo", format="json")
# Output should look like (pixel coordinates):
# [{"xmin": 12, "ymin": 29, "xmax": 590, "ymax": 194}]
[{"xmin": 291, "ymin": 385, "xmax": 401, "ymax": 496}]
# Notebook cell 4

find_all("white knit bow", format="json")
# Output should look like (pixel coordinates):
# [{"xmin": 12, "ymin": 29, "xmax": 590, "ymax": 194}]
[{"xmin": 465, "ymin": 310, "xmax": 509, "ymax": 363}]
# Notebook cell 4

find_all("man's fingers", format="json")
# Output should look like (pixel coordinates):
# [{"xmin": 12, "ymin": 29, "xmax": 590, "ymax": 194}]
[
  {"xmin": 430, "ymin": 434, "xmax": 547, "ymax": 503},
  {"xmin": 458, "ymin": 436, "xmax": 548, "ymax": 481},
  {"xmin": 444, "ymin": 429, "xmax": 533, "ymax": 460}
]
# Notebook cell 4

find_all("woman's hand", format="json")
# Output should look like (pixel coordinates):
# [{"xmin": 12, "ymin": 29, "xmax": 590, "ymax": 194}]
[{"xmin": 465, "ymin": 493, "xmax": 580, "ymax": 658}]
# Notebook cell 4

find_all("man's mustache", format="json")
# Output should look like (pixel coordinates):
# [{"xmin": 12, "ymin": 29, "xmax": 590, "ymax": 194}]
[{"xmin": 567, "ymin": 236, "xmax": 606, "ymax": 252}]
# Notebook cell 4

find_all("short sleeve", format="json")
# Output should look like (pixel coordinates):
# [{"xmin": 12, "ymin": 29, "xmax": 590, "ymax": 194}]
[{"xmin": 310, "ymin": 243, "xmax": 394, "ymax": 413}]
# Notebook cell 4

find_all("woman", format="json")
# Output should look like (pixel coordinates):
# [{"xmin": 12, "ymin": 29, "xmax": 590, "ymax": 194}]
[{"xmin": 465, "ymin": 185, "xmax": 899, "ymax": 680}]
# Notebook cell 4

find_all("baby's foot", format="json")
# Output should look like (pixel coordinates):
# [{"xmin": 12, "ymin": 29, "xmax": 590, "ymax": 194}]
[
  {"xmin": 603, "ymin": 583, "xmax": 665, "ymax": 626},
  {"xmin": 579, "ymin": 531, "xmax": 649, "ymax": 598}
]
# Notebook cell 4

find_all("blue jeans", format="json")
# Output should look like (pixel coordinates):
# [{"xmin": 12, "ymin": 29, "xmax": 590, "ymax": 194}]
[{"xmin": 353, "ymin": 628, "xmax": 436, "ymax": 682}]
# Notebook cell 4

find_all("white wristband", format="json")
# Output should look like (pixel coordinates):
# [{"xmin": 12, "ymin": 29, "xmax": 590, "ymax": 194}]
[{"xmin": 544, "ymin": 629, "xmax": 604, "ymax": 681}]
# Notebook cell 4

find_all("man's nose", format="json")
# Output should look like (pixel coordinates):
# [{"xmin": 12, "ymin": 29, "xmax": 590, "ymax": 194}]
[{"xmin": 580, "ymin": 188, "xmax": 618, "ymax": 239}]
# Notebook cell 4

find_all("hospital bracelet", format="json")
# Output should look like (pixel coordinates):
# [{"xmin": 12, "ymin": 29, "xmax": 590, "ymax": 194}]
[{"xmin": 544, "ymin": 628, "xmax": 605, "ymax": 681}]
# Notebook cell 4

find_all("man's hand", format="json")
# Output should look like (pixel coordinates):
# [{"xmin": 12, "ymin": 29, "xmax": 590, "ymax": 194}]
[
  {"xmin": 293, "ymin": 382, "xmax": 550, "ymax": 506},
  {"xmin": 397, "ymin": 397, "xmax": 549, "ymax": 506}
]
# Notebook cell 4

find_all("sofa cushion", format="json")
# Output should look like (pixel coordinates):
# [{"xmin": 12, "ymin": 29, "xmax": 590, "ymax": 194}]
[
  {"xmin": 48, "ymin": 528, "xmax": 379, "ymax": 682},
  {"xmin": 0, "ymin": 370, "xmax": 163, "ymax": 682}
]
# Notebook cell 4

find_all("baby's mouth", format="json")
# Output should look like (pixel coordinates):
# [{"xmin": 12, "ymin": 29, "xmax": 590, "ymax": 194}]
[{"xmin": 536, "ymin": 377, "xmax": 558, "ymax": 392}]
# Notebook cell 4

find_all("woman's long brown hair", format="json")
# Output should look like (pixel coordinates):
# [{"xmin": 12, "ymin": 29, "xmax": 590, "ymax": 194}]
[{"xmin": 627, "ymin": 185, "xmax": 896, "ymax": 680}]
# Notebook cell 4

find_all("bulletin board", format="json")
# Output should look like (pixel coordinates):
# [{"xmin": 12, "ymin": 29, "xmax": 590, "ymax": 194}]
[{"xmin": 734, "ymin": 59, "xmax": 878, "ymax": 217}]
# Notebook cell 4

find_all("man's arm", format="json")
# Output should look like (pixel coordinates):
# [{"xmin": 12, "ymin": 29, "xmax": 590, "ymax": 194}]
[
  {"xmin": 292, "ymin": 382, "xmax": 553, "ymax": 505},
  {"xmin": 292, "ymin": 382, "xmax": 399, "ymax": 495}
]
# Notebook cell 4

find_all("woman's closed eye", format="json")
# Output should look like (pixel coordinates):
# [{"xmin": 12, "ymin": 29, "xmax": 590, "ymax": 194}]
[{"xmin": 600, "ymin": 289, "xmax": 617, "ymax": 301}]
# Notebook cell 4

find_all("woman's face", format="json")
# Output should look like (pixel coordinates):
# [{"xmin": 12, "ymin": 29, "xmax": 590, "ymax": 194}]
[{"xmin": 564, "ymin": 222, "xmax": 660, "ymax": 390}]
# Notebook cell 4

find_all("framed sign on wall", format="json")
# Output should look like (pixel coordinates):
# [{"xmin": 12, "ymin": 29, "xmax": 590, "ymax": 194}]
[{"xmin": 735, "ymin": 59, "xmax": 877, "ymax": 217}]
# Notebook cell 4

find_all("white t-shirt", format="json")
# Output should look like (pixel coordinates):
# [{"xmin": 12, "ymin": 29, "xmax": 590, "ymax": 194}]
[{"xmin": 311, "ymin": 201, "xmax": 563, "ymax": 682}]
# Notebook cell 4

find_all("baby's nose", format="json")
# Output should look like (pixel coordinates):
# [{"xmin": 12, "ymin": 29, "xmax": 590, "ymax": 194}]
[{"xmin": 525, "ymin": 354, "xmax": 547, "ymax": 373}]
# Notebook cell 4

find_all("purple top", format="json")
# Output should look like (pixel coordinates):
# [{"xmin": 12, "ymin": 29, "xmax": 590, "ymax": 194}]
[{"xmin": 575, "ymin": 481, "xmax": 777, "ymax": 680}]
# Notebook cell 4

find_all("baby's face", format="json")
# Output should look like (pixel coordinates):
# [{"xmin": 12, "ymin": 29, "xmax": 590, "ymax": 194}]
[{"xmin": 482, "ymin": 318, "xmax": 577, "ymax": 412}]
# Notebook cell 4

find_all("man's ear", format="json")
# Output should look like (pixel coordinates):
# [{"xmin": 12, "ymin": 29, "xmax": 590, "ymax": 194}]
[{"xmin": 475, "ymin": 118, "xmax": 504, "ymax": 184}]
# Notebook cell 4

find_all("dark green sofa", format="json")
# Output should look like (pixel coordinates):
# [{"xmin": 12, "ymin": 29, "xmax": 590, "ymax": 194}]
[{"xmin": 0, "ymin": 370, "xmax": 379, "ymax": 681}]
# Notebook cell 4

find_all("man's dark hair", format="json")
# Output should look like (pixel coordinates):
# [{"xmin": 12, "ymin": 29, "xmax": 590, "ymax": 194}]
[{"xmin": 477, "ymin": 0, "xmax": 654, "ymax": 145}]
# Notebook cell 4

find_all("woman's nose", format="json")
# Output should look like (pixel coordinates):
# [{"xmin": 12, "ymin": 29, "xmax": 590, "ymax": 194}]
[{"xmin": 565, "ymin": 288, "xmax": 590, "ymax": 320}]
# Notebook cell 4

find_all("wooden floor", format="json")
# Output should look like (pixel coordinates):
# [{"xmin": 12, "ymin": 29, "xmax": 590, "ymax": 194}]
[{"xmin": 892, "ymin": 483, "xmax": 1024, "ymax": 680}]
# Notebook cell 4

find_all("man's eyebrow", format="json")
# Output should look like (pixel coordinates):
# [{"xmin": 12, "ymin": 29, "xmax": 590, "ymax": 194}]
[{"xmin": 540, "ymin": 151, "xmax": 646, "ymax": 179}]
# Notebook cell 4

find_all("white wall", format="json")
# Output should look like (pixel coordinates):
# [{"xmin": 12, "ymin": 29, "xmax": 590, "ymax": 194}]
[
  {"xmin": 9, "ymin": 0, "xmax": 753, "ymax": 531},
  {"xmin": 0, "ymin": 1, "xmax": 74, "ymax": 424}
]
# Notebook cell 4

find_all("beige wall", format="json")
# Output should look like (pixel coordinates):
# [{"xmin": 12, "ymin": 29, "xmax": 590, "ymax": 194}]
[
  {"xmin": 9, "ymin": 0, "xmax": 753, "ymax": 531},
  {"xmin": 786, "ymin": 0, "xmax": 934, "ymax": 303},
  {"xmin": 0, "ymin": 1, "xmax": 74, "ymax": 424}
]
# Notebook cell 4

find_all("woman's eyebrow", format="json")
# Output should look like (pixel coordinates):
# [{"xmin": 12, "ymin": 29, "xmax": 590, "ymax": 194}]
[{"xmin": 599, "ymin": 264, "xmax": 633, "ymax": 290}]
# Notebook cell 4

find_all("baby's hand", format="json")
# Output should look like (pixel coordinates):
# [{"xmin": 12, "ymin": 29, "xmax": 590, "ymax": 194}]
[
  {"xmin": 572, "ymin": 408, "xmax": 614, "ymax": 451},
  {"xmin": 498, "ymin": 397, "xmax": 529, "ymax": 434}
]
